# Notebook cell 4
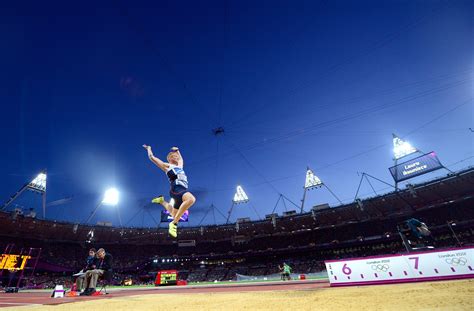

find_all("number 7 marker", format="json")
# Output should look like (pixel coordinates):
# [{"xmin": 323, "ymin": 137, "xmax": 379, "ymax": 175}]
[{"xmin": 408, "ymin": 257, "xmax": 419, "ymax": 270}]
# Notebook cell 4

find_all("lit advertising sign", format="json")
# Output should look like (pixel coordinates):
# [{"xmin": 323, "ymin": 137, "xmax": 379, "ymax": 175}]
[
  {"xmin": 0, "ymin": 254, "xmax": 31, "ymax": 271},
  {"xmin": 161, "ymin": 210, "xmax": 189, "ymax": 222},
  {"xmin": 389, "ymin": 152, "xmax": 443, "ymax": 182}
]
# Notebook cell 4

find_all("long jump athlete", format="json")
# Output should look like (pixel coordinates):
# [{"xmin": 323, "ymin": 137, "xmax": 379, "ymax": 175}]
[{"xmin": 143, "ymin": 145, "xmax": 196, "ymax": 238}]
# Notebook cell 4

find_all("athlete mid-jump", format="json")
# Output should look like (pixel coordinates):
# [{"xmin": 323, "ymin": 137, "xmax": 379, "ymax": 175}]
[{"xmin": 143, "ymin": 145, "xmax": 196, "ymax": 238}]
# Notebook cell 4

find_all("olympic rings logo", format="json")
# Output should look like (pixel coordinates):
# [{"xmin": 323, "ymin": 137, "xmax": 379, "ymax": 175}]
[
  {"xmin": 371, "ymin": 264, "xmax": 390, "ymax": 272},
  {"xmin": 445, "ymin": 257, "xmax": 467, "ymax": 266}
]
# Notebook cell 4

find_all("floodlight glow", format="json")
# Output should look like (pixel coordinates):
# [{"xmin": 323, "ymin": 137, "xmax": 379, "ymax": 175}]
[
  {"xmin": 102, "ymin": 188, "xmax": 119, "ymax": 206},
  {"xmin": 393, "ymin": 134, "xmax": 417, "ymax": 159},
  {"xmin": 29, "ymin": 173, "xmax": 47, "ymax": 192},
  {"xmin": 304, "ymin": 169, "xmax": 323, "ymax": 189},
  {"xmin": 233, "ymin": 185, "xmax": 249, "ymax": 204}
]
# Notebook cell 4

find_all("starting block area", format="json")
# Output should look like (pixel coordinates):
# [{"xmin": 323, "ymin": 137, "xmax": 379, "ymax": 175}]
[{"xmin": 325, "ymin": 246, "xmax": 474, "ymax": 286}]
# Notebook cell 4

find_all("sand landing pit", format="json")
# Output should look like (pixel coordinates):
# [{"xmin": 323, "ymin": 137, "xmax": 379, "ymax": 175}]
[{"xmin": 7, "ymin": 279, "xmax": 474, "ymax": 311}]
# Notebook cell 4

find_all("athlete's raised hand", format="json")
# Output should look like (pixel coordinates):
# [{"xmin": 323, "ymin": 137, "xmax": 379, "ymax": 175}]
[{"xmin": 143, "ymin": 145, "xmax": 168, "ymax": 172}]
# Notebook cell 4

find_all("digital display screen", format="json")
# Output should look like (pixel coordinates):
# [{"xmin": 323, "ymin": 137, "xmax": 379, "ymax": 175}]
[
  {"xmin": 160, "ymin": 210, "xmax": 189, "ymax": 222},
  {"xmin": 389, "ymin": 151, "xmax": 443, "ymax": 182},
  {"xmin": 160, "ymin": 272, "xmax": 176, "ymax": 284},
  {"xmin": 155, "ymin": 270, "xmax": 178, "ymax": 286},
  {"xmin": 0, "ymin": 254, "xmax": 31, "ymax": 271}
]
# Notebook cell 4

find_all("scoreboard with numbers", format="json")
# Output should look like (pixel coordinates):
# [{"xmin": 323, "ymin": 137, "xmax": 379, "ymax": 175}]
[
  {"xmin": 324, "ymin": 247, "xmax": 474, "ymax": 286},
  {"xmin": 155, "ymin": 270, "xmax": 178, "ymax": 286}
]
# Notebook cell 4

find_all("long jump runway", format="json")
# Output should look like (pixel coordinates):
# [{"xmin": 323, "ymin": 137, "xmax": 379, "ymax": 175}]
[{"xmin": 0, "ymin": 279, "xmax": 329, "ymax": 308}]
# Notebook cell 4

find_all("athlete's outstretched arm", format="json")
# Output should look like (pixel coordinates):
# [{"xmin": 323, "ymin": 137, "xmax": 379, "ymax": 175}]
[
  {"xmin": 171, "ymin": 146, "xmax": 184, "ymax": 167},
  {"xmin": 143, "ymin": 145, "xmax": 169, "ymax": 172}
]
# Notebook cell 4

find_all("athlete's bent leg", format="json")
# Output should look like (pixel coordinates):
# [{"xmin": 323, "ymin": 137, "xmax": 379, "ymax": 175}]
[
  {"xmin": 171, "ymin": 205, "xmax": 178, "ymax": 218},
  {"xmin": 172, "ymin": 192, "xmax": 196, "ymax": 225},
  {"xmin": 163, "ymin": 201, "xmax": 175, "ymax": 215},
  {"xmin": 152, "ymin": 196, "xmax": 175, "ymax": 214}
]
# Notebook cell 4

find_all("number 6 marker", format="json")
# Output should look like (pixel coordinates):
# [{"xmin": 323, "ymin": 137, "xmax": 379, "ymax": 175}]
[{"xmin": 342, "ymin": 263, "xmax": 352, "ymax": 275}]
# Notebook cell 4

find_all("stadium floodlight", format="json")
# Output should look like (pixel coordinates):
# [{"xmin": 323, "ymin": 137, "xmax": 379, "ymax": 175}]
[
  {"xmin": 301, "ymin": 167, "xmax": 332, "ymax": 213},
  {"xmin": 28, "ymin": 172, "xmax": 47, "ymax": 193},
  {"xmin": 84, "ymin": 188, "xmax": 122, "ymax": 225},
  {"xmin": 233, "ymin": 185, "xmax": 249, "ymax": 204},
  {"xmin": 227, "ymin": 185, "xmax": 249, "ymax": 223},
  {"xmin": 102, "ymin": 188, "xmax": 119, "ymax": 206},
  {"xmin": 2, "ymin": 170, "xmax": 48, "ymax": 218},
  {"xmin": 392, "ymin": 134, "xmax": 417, "ymax": 160},
  {"xmin": 304, "ymin": 168, "xmax": 323, "ymax": 189}
]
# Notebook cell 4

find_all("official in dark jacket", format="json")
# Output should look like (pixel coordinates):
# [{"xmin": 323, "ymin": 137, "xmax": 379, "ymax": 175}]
[
  {"xmin": 81, "ymin": 248, "xmax": 113, "ymax": 295},
  {"xmin": 76, "ymin": 248, "xmax": 97, "ymax": 292}
]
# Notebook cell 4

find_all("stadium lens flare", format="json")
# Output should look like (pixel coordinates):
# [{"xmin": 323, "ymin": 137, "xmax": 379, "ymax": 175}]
[{"xmin": 101, "ymin": 188, "xmax": 119, "ymax": 206}]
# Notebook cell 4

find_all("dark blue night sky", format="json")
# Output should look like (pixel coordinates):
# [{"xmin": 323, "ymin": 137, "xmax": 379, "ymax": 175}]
[{"xmin": 1, "ymin": 0, "xmax": 472, "ymax": 227}]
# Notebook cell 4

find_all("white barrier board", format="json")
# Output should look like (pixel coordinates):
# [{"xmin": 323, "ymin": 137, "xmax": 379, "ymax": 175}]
[{"xmin": 324, "ymin": 247, "xmax": 474, "ymax": 286}]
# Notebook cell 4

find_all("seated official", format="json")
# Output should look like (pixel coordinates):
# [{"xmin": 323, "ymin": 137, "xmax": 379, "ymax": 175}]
[
  {"xmin": 76, "ymin": 248, "xmax": 97, "ymax": 292},
  {"xmin": 81, "ymin": 248, "xmax": 113, "ymax": 296}
]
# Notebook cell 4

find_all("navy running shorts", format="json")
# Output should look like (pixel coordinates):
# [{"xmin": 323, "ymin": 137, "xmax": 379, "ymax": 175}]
[{"xmin": 170, "ymin": 185, "xmax": 188, "ymax": 209}]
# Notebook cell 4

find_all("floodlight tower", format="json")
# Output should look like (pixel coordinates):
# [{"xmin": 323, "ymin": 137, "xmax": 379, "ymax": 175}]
[
  {"xmin": 226, "ymin": 185, "xmax": 249, "ymax": 224},
  {"xmin": 392, "ymin": 134, "xmax": 418, "ymax": 190},
  {"xmin": 300, "ymin": 167, "xmax": 342, "ymax": 213},
  {"xmin": 1, "ymin": 170, "xmax": 47, "ymax": 218},
  {"xmin": 85, "ymin": 188, "xmax": 120, "ymax": 224},
  {"xmin": 300, "ymin": 167, "xmax": 323, "ymax": 213}
]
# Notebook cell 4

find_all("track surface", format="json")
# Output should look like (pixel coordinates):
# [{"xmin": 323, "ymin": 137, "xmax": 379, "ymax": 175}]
[{"xmin": 0, "ymin": 279, "xmax": 329, "ymax": 308}]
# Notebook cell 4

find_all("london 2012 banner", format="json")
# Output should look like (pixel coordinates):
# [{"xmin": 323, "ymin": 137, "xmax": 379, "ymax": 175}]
[
  {"xmin": 389, "ymin": 152, "xmax": 443, "ymax": 183},
  {"xmin": 325, "ymin": 247, "xmax": 474, "ymax": 286}
]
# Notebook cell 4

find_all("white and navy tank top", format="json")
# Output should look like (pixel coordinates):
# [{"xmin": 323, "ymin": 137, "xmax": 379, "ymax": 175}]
[{"xmin": 166, "ymin": 164, "xmax": 188, "ymax": 189}]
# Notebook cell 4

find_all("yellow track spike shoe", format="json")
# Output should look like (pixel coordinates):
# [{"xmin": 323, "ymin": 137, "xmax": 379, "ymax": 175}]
[
  {"xmin": 152, "ymin": 196, "xmax": 164, "ymax": 204},
  {"xmin": 168, "ymin": 222, "xmax": 178, "ymax": 238}
]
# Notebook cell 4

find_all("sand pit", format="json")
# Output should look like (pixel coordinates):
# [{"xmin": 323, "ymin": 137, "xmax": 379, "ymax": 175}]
[{"xmin": 7, "ymin": 279, "xmax": 474, "ymax": 311}]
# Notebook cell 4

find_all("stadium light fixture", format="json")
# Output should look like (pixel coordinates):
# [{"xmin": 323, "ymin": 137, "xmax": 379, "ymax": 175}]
[
  {"xmin": 392, "ymin": 134, "xmax": 417, "ymax": 160},
  {"xmin": 233, "ymin": 185, "xmax": 249, "ymax": 204},
  {"xmin": 304, "ymin": 168, "xmax": 323, "ymax": 189},
  {"xmin": 227, "ymin": 185, "xmax": 249, "ymax": 224},
  {"xmin": 102, "ymin": 188, "xmax": 119, "ymax": 206},
  {"xmin": 301, "ymin": 167, "xmax": 331, "ymax": 213},
  {"xmin": 2, "ymin": 170, "xmax": 48, "ymax": 218},
  {"xmin": 28, "ymin": 172, "xmax": 47, "ymax": 193}
]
